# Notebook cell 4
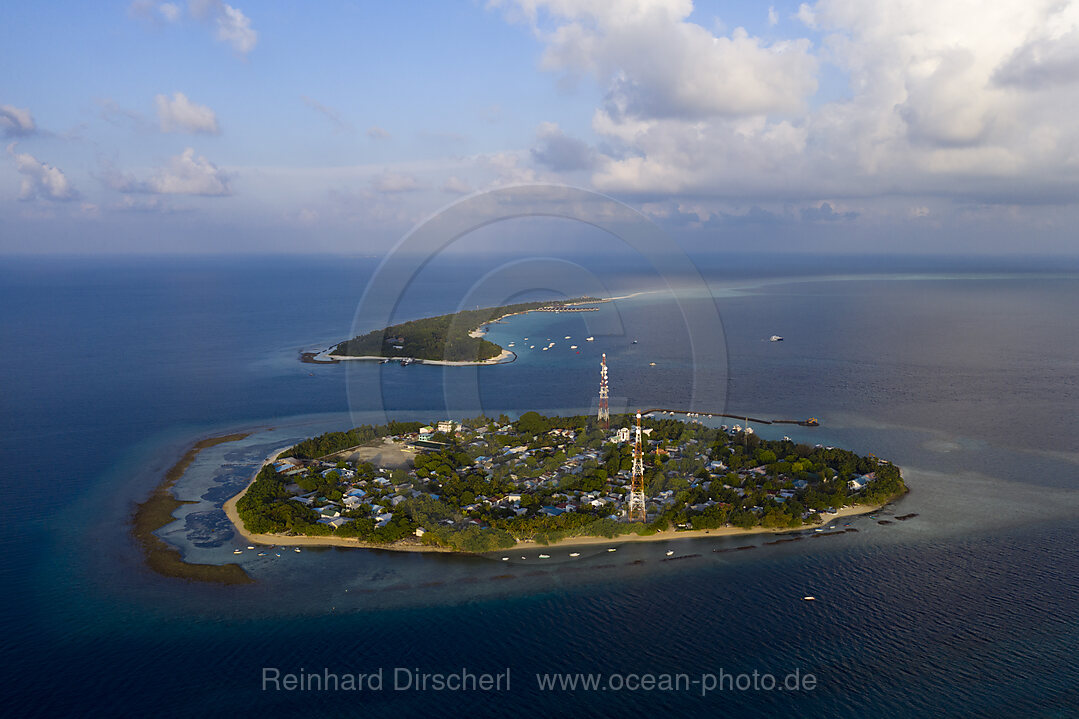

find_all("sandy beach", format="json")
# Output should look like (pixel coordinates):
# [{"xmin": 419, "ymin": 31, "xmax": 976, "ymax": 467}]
[
  {"xmin": 322, "ymin": 348, "xmax": 516, "ymax": 366},
  {"xmin": 312, "ymin": 297, "xmax": 610, "ymax": 366},
  {"xmin": 223, "ymin": 459, "xmax": 458, "ymax": 553},
  {"xmin": 503, "ymin": 503, "xmax": 885, "ymax": 552},
  {"xmin": 224, "ymin": 456, "xmax": 886, "ymax": 555}
]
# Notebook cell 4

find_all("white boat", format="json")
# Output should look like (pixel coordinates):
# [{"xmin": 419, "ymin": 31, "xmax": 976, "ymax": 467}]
[
  {"xmin": 538, "ymin": 554, "xmax": 550, "ymax": 559},
  {"xmin": 569, "ymin": 552, "xmax": 580, "ymax": 557},
  {"xmin": 523, "ymin": 337, "xmax": 528, "ymax": 341},
  {"xmin": 508, "ymin": 342, "xmax": 515, "ymax": 347},
  {"xmin": 770, "ymin": 335, "xmax": 784, "ymax": 342},
  {"xmin": 294, "ymin": 548, "xmax": 301, "ymax": 553},
  {"xmin": 607, "ymin": 548, "xmax": 617, "ymax": 552},
  {"xmin": 570, "ymin": 345, "xmax": 578, "ymax": 349},
  {"xmin": 803, "ymin": 596, "xmax": 816, "ymax": 601},
  {"xmin": 564, "ymin": 336, "xmax": 571, "ymax": 339},
  {"xmin": 542, "ymin": 347, "xmax": 548, "ymax": 351},
  {"xmin": 247, "ymin": 546, "xmax": 255, "ymax": 550},
  {"xmin": 530, "ymin": 345, "xmax": 535, "ymax": 349},
  {"xmin": 257, "ymin": 552, "xmax": 266, "ymax": 556},
  {"xmin": 586, "ymin": 336, "xmax": 594, "ymax": 341},
  {"xmin": 665, "ymin": 550, "xmax": 674, "ymax": 556},
  {"xmin": 233, "ymin": 549, "xmax": 243, "ymax": 554},
  {"xmin": 501, "ymin": 557, "xmax": 509, "ymax": 561},
  {"xmin": 649, "ymin": 362, "xmax": 656, "ymax": 366}
]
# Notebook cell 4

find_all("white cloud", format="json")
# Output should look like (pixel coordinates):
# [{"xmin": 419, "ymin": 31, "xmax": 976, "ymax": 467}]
[
  {"xmin": 159, "ymin": 2, "xmax": 181, "ymax": 21},
  {"xmin": 1, "ymin": 105, "xmax": 36, "ymax": 137},
  {"xmin": 113, "ymin": 195, "xmax": 178, "ymax": 213},
  {"xmin": 155, "ymin": 92, "xmax": 220, "ymax": 134},
  {"xmin": 496, "ymin": 0, "xmax": 1079, "ymax": 211},
  {"xmin": 530, "ymin": 122, "xmax": 597, "ymax": 171},
  {"xmin": 188, "ymin": 0, "xmax": 257, "ymax": 56},
  {"xmin": 302, "ymin": 96, "xmax": 352, "ymax": 133},
  {"xmin": 795, "ymin": 3, "xmax": 816, "ymax": 28},
  {"xmin": 148, "ymin": 148, "xmax": 230, "ymax": 195},
  {"xmin": 216, "ymin": 3, "xmax": 257, "ymax": 55},
  {"xmin": 371, "ymin": 170, "xmax": 420, "ymax": 193},
  {"xmin": 768, "ymin": 6, "xmax": 779, "ymax": 26},
  {"xmin": 480, "ymin": 151, "xmax": 537, "ymax": 185},
  {"xmin": 109, "ymin": 148, "xmax": 230, "ymax": 196},
  {"xmin": 7, "ymin": 143, "xmax": 77, "ymax": 201},
  {"xmin": 129, "ymin": 1, "xmax": 182, "ymax": 24},
  {"xmin": 518, "ymin": 1, "xmax": 817, "ymax": 120},
  {"xmin": 442, "ymin": 176, "xmax": 473, "ymax": 194},
  {"xmin": 367, "ymin": 126, "xmax": 391, "ymax": 140}
]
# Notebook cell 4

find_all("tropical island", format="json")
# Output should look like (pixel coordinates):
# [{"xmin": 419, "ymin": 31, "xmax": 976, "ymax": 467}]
[
  {"xmin": 306, "ymin": 297, "xmax": 601, "ymax": 365},
  {"xmin": 228, "ymin": 412, "xmax": 906, "ymax": 553}
]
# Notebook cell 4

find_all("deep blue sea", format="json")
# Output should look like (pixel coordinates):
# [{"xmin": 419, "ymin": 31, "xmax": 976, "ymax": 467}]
[{"xmin": 2, "ymin": 253, "xmax": 1078, "ymax": 718}]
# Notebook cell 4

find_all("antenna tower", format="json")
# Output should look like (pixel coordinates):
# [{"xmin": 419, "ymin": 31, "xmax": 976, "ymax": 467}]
[
  {"xmin": 629, "ymin": 411, "xmax": 646, "ymax": 521},
  {"xmin": 597, "ymin": 353, "xmax": 609, "ymax": 429}
]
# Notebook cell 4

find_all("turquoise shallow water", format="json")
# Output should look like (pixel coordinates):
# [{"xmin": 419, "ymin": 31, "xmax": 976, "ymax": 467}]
[{"xmin": 2, "ymin": 255, "xmax": 1078, "ymax": 717}]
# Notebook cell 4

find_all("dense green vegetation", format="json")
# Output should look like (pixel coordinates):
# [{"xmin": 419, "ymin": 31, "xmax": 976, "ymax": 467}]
[
  {"xmin": 235, "ymin": 413, "xmax": 907, "ymax": 552},
  {"xmin": 236, "ymin": 463, "xmax": 325, "ymax": 535},
  {"xmin": 282, "ymin": 421, "xmax": 423, "ymax": 459},
  {"xmin": 330, "ymin": 298, "xmax": 598, "ymax": 362}
]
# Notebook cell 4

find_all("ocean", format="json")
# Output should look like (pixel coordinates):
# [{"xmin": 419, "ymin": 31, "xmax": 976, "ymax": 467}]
[{"xmin": 2, "ymin": 253, "xmax": 1078, "ymax": 718}]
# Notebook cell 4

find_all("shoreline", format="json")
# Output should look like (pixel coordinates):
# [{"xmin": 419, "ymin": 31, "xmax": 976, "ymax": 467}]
[
  {"xmin": 223, "ymin": 454, "xmax": 889, "ymax": 553},
  {"xmin": 323, "ymin": 347, "xmax": 517, "ymax": 366},
  {"xmin": 310, "ymin": 297, "xmax": 606, "ymax": 366},
  {"xmin": 132, "ymin": 432, "xmax": 255, "ymax": 585},
  {"xmin": 223, "ymin": 455, "xmax": 459, "ymax": 553},
  {"xmin": 501, "ymin": 503, "xmax": 887, "ymax": 553}
]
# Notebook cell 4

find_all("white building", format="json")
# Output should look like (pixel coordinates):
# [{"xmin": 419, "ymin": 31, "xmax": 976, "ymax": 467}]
[
  {"xmin": 437, "ymin": 420, "xmax": 456, "ymax": 434},
  {"xmin": 617, "ymin": 427, "xmax": 631, "ymax": 443}
]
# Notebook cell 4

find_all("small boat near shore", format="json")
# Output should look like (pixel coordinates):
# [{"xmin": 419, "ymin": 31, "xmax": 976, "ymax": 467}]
[
  {"xmin": 569, "ymin": 552, "xmax": 580, "ymax": 557},
  {"xmin": 538, "ymin": 554, "xmax": 550, "ymax": 559},
  {"xmin": 803, "ymin": 596, "xmax": 816, "ymax": 601},
  {"xmin": 770, "ymin": 335, "xmax": 784, "ymax": 342}
]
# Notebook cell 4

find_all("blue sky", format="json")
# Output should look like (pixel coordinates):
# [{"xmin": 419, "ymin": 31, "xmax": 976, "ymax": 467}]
[{"xmin": 4, "ymin": 0, "xmax": 1079, "ymax": 254}]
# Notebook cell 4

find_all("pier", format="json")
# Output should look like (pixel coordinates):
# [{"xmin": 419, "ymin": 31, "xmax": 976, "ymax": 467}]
[{"xmin": 638, "ymin": 409, "xmax": 819, "ymax": 427}]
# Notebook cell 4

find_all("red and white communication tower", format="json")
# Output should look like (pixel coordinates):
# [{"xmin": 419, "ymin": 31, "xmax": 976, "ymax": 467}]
[
  {"xmin": 598, "ymin": 353, "xmax": 609, "ymax": 429},
  {"xmin": 628, "ymin": 411, "xmax": 646, "ymax": 521}
]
